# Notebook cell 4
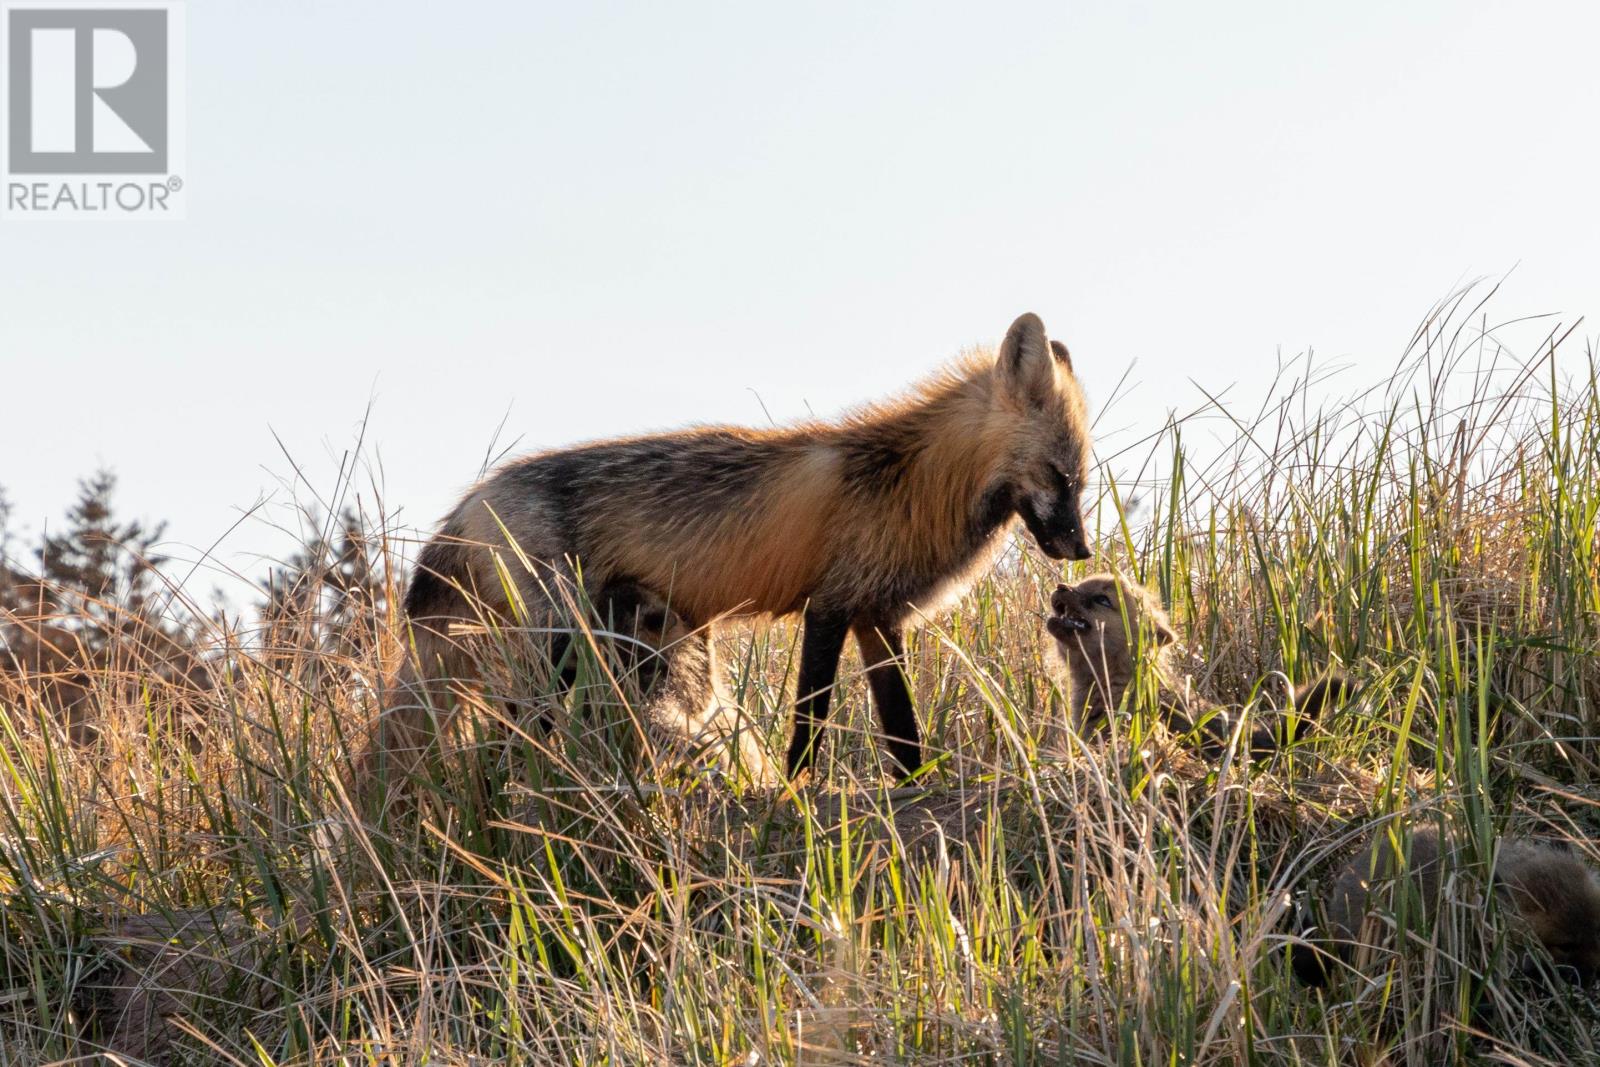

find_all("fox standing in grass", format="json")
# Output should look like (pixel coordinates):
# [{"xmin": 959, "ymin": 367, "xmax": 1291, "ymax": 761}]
[{"xmin": 368, "ymin": 312, "xmax": 1093, "ymax": 780}]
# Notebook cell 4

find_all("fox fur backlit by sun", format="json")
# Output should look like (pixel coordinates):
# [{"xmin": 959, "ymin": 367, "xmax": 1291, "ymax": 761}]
[{"xmin": 365, "ymin": 313, "xmax": 1095, "ymax": 784}]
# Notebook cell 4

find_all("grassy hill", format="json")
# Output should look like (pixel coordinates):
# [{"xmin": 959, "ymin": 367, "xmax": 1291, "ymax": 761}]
[{"xmin": 3, "ymin": 293, "xmax": 1599, "ymax": 1064}]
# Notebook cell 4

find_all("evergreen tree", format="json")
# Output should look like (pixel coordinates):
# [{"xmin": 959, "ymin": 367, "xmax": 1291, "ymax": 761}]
[
  {"xmin": 34, "ymin": 470, "xmax": 172, "ymax": 651},
  {"xmin": 0, "ymin": 483, "xmax": 62, "ymax": 624},
  {"xmin": 0, "ymin": 472, "xmax": 206, "ymax": 742},
  {"xmin": 259, "ymin": 507, "xmax": 387, "ymax": 663}
]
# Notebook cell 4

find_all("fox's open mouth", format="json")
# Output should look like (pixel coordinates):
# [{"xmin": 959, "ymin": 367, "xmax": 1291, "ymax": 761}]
[{"xmin": 1045, "ymin": 612, "xmax": 1089, "ymax": 640}]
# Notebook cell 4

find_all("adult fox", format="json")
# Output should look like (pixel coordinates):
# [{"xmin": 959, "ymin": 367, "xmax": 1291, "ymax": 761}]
[{"xmin": 370, "ymin": 312, "xmax": 1093, "ymax": 780}]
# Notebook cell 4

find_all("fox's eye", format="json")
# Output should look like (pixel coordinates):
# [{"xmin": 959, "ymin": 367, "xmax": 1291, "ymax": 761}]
[{"xmin": 1092, "ymin": 594, "xmax": 1114, "ymax": 609}]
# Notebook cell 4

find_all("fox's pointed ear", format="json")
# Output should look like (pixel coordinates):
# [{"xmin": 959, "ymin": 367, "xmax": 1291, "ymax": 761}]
[
  {"xmin": 1049, "ymin": 339, "xmax": 1074, "ymax": 373},
  {"xmin": 997, "ymin": 312, "xmax": 1059, "ymax": 407},
  {"xmin": 1155, "ymin": 621, "xmax": 1177, "ymax": 646}
]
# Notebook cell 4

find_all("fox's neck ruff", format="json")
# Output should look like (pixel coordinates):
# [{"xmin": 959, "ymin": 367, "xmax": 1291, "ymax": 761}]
[{"xmin": 829, "ymin": 359, "xmax": 1015, "ymax": 574}]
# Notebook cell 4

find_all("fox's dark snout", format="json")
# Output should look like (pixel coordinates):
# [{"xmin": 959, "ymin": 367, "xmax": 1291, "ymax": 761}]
[{"xmin": 1045, "ymin": 614, "xmax": 1087, "ymax": 641}]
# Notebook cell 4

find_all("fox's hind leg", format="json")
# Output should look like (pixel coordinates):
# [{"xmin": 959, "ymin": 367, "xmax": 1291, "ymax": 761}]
[
  {"xmin": 356, "ymin": 547, "xmax": 576, "ymax": 795},
  {"xmin": 590, "ymin": 580, "xmax": 681, "ymax": 692}
]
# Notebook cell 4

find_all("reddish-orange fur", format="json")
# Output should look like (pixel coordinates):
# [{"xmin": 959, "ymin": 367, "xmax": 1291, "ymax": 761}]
[{"xmin": 365, "ymin": 313, "xmax": 1094, "ymax": 784}]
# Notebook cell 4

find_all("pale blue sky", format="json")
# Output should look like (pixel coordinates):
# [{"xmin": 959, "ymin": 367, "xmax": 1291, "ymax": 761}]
[{"xmin": 2, "ymin": 1, "xmax": 1597, "ymax": 596}]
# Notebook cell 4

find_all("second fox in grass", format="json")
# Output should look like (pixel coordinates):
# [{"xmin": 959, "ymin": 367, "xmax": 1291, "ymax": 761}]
[
  {"xmin": 370, "ymin": 312, "xmax": 1094, "ymax": 781},
  {"xmin": 1046, "ymin": 573, "xmax": 1345, "ymax": 759},
  {"xmin": 1293, "ymin": 825, "xmax": 1600, "ymax": 986}
]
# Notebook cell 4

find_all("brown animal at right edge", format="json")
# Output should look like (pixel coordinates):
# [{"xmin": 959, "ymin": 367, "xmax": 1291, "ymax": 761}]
[{"xmin": 1292, "ymin": 825, "xmax": 1600, "ymax": 987}]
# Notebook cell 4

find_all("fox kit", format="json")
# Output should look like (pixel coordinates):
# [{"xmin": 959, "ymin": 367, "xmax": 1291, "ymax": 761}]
[
  {"xmin": 369, "ymin": 312, "xmax": 1093, "ymax": 782},
  {"xmin": 1293, "ymin": 825, "xmax": 1600, "ymax": 986},
  {"xmin": 1046, "ymin": 573, "xmax": 1344, "ymax": 759}
]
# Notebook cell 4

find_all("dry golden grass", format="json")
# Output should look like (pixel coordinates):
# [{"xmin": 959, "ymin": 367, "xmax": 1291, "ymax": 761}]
[{"xmin": 3, "ymin": 288, "xmax": 1600, "ymax": 1064}]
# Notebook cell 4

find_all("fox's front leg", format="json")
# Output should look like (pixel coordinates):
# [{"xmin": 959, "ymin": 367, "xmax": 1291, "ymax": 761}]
[
  {"xmin": 784, "ymin": 606, "xmax": 852, "ymax": 777},
  {"xmin": 854, "ymin": 619, "xmax": 921, "ymax": 778}
]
